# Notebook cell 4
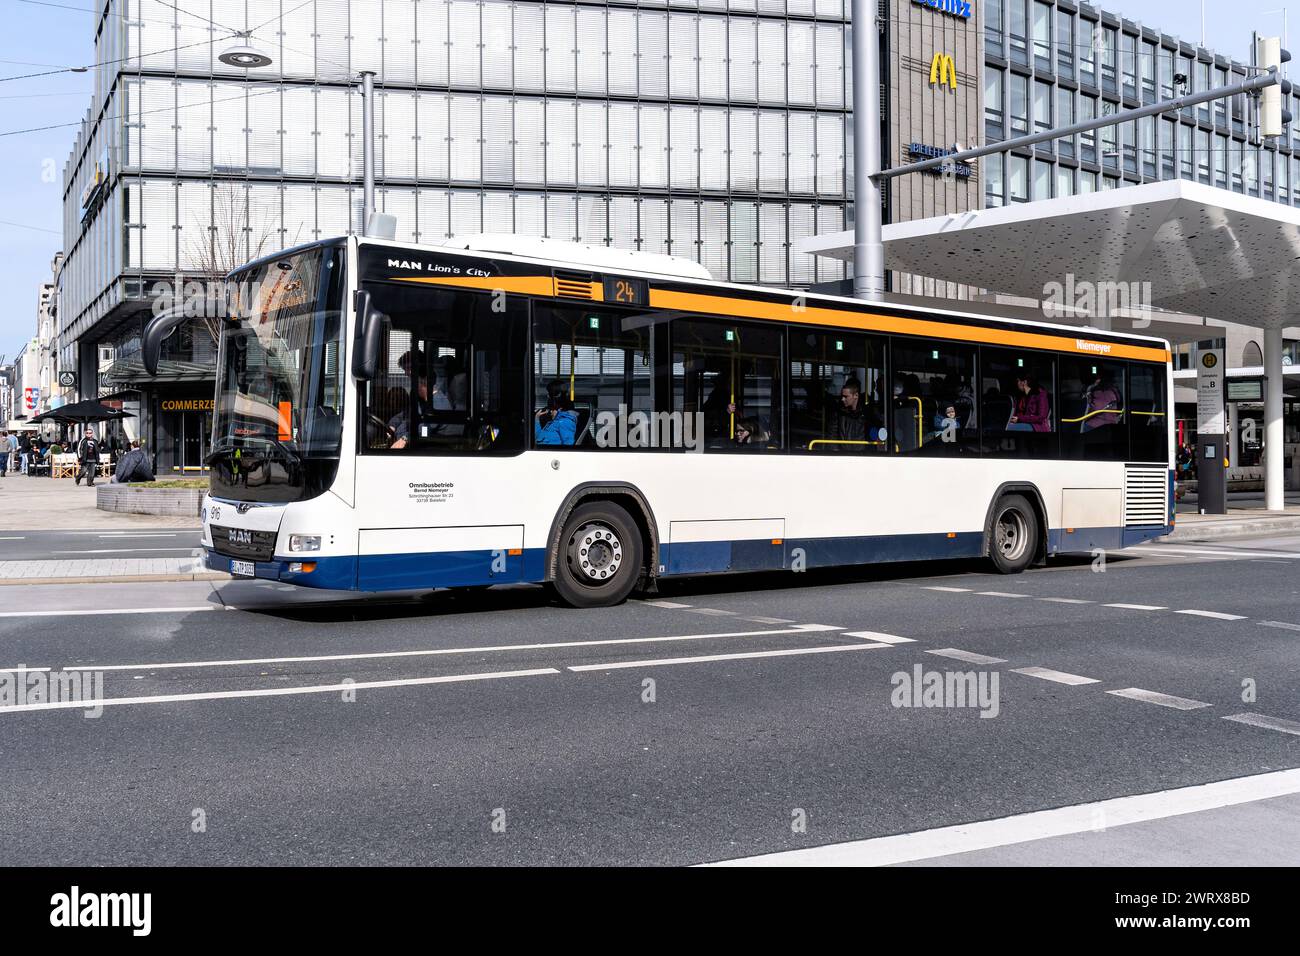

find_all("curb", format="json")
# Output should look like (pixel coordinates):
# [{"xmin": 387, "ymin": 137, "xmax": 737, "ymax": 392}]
[
  {"xmin": 1167, "ymin": 516, "xmax": 1300, "ymax": 542},
  {"xmin": 0, "ymin": 572, "xmax": 231, "ymax": 586}
]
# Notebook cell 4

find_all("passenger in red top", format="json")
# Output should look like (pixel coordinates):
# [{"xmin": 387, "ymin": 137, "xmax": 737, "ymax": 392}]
[{"xmin": 1008, "ymin": 375, "xmax": 1052, "ymax": 432}]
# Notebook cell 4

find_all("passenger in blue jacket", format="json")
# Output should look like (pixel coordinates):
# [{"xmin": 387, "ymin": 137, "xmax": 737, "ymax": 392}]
[{"xmin": 535, "ymin": 379, "xmax": 579, "ymax": 445}]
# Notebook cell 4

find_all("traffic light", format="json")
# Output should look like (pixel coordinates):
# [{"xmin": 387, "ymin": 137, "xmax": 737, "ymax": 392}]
[{"xmin": 1257, "ymin": 35, "xmax": 1293, "ymax": 137}]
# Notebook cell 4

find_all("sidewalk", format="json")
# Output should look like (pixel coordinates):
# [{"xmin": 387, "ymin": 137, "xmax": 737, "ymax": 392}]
[
  {"xmin": 0, "ymin": 473, "xmax": 200, "ymax": 531},
  {"xmin": 0, "ymin": 555, "xmax": 226, "ymax": 585},
  {"xmin": 1171, "ymin": 490, "xmax": 1300, "ymax": 541}
]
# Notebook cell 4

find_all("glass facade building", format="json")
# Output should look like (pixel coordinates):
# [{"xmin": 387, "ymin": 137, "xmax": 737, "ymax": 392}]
[
  {"xmin": 60, "ymin": 0, "xmax": 855, "ymax": 471},
  {"xmin": 983, "ymin": 0, "xmax": 1300, "ymax": 207}
]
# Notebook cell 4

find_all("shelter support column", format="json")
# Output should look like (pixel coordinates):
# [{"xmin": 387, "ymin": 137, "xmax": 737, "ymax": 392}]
[{"xmin": 1264, "ymin": 326, "xmax": 1285, "ymax": 512}]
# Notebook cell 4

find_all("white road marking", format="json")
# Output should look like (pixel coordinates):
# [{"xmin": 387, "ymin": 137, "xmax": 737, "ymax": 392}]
[
  {"xmin": 704, "ymin": 767, "xmax": 1300, "ymax": 866},
  {"xmin": 920, "ymin": 586, "xmax": 971, "ymax": 593},
  {"xmin": 1011, "ymin": 666, "xmax": 1099, "ymax": 686},
  {"xmin": 0, "ymin": 605, "xmax": 219, "ymax": 620},
  {"xmin": 568, "ymin": 643, "xmax": 886, "ymax": 672},
  {"xmin": 1038, "ymin": 597, "xmax": 1093, "ymax": 605},
  {"xmin": 47, "ymin": 625, "xmax": 843, "ymax": 674},
  {"xmin": 1223, "ymin": 713, "xmax": 1300, "ymax": 737},
  {"xmin": 1175, "ymin": 609, "xmax": 1248, "ymax": 621},
  {"xmin": 1107, "ymin": 687, "xmax": 1212, "ymax": 710},
  {"xmin": 744, "ymin": 616, "xmax": 795, "ymax": 624},
  {"xmin": 975, "ymin": 591, "xmax": 1031, "ymax": 598},
  {"xmin": 687, "ymin": 608, "xmax": 736, "ymax": 616},
  {"xmin": 1258, "ymin": 620, "xmax": 1300, "ymax": 633},
  {"xmin": 1128, "ymin": 546, "xmax": 1300, "ymax": 560},
  {"xmin": 0, "ymin": 537, "xmax": 26, "ymax": 540},
  {"xmin": 0, "ymin": 667, "xmax": 560, "ymax": 714},
  {"xmin": 925, "ymin": 648, "xmax": 1007, "ymax": 665},
  {"xmin": 1103, "ymin": 603, "xmax": 1167, "ymax": 611},
  {"xmin": 843, "ymin": 631, "xmax": 915, "ymax": 644},
  {"xmin": 0, "ymin": 666, "xmax": 50, "ymax": 674},
  {"xmin": 645, "ymin": 601, "xmax": 692, "ymax": 609}
]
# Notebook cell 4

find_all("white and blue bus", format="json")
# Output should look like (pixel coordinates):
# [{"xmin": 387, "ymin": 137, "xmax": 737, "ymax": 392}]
[{"xmin": 145, "ymin": 234, "xmax": 1174, "ymax": 608}]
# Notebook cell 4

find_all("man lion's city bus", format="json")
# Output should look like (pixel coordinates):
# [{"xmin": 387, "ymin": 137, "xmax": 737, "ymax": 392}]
[{"xmin": 143, "ymin": 235, "xmax": 1174, "ymax": 608}]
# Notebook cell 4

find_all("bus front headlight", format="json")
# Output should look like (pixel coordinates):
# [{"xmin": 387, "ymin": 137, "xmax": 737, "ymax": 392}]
[{"xmin": 289, "ymin": 534, "xmax": 322, "ymax": 553}]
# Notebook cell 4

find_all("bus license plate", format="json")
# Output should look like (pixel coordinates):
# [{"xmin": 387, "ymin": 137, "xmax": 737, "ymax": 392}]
[{"xmin": 230, "ymin": 560, "xmax": 255, "ymax": 577}]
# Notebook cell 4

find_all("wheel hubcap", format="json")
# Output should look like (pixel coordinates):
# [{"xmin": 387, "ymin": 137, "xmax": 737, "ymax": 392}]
[
  {"xmin": 996, "ymin": 510, "xmax": 1029, "ymax": 562},
  {"xmin": 568, "ymin": 522, "xmax": 624, "ymax": 584}
]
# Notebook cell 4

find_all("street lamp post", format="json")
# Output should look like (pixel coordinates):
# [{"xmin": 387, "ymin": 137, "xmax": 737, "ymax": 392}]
[{"xmin": 850, "ymin": 0, "xmax": 884, "ymax": 301}]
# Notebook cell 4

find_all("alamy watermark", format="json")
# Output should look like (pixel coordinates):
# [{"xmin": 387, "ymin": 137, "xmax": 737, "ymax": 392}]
[
  {"xmin": 592, "ymin": 404, "xmax": 706, "ymax": 452},
  {"xmin": 0, "ymin": 667, "xmax": 104, "ymax": 717},
  {"xmin": 1042, "ymin": 273, "xmax": 1154, "ymax": 329},
  {"xmin": 891, "ymin": 665, "xmax": 1000, "ymax": 718}
]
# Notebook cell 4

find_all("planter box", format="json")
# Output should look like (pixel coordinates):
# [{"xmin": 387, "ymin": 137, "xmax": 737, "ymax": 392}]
[{"xmin": 97, "ymin": 484, "xmax": 206, "ymax": 517}]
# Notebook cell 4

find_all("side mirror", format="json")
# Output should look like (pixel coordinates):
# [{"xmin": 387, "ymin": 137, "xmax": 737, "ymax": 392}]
[
  {"xmin": 141, "ymin": 308, "xmax": 190, "ymax": 376},
  {"xmin": 352, "ymin": 288, "xmax": 385, "ymax": 381}
]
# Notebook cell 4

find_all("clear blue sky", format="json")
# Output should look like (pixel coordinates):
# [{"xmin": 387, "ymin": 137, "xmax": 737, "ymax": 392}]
[{"xmin": 1, "ymin": 0, "xmax": 1297, "ymax": 361}]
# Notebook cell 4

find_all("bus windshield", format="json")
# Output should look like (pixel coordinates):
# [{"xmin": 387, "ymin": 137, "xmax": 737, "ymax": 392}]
[{"xmin": 209, "ymin": 245, "xmax": 344, "ymax": 502}]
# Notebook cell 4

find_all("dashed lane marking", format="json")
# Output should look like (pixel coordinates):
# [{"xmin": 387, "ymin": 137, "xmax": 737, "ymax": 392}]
[
  {"xmin": 842, "ymin": 631, "xmax": 916, "ymax": 644},
  {"xmin": 975, "ymin": 591, "xmax": 1031, "ymax": 598},
  {"xmin": 1128, "ymin": 546, "xmax": 1300, "ymax": 560},
  {"xmin": 1103, "ymin": 603, "xmax": 1167, "ymax": 611},
  {"xmin": 0, "ymin": 667, "xmax": 562, "ymax": 714},
  {"xmin": 1175, "ymin": 609, "xmax": 1248, "ymax": 621},
  {"xmin": 925, "ymin": 648, "xmax": 1007, "ymax": 665},
  {"xmin": 744, "ymin": 616, "xmax": 796, "ymax": 624},
  {"xmin": 567, "ymin": 642, "xmax": 889, "ymax": 672},
  {"xmin": 1258, "ymin": 621, "xmax": 1300, "ymax": 633},
  {"xmin": 920, "ymin": 586, "xmax": 971, "ymax": 593},
  {"xmin": 686, "ymin": 608, "xmax": 736, "ymax": 616},
  {"xmin": 1011, "ymin": 666, "xmax": 1100, "ymax": 686},
  {"xmin": 1107, "ymin": 687, "xmax": 1212, "ymax": 711},
  {"xmin": 1223, "ymin": 713, "xmax": 1300, "ymax": 737},
  {"xmin": 1037, "ymin": 597, "xmax": 1094, "ymax": 604},
  {"xmin": 44, "ymin": 624, "xmax": 846, "ymax": 674},
  {"xmin": 645, "ymin": 601, "xmax": 692, "ymax": 609}
]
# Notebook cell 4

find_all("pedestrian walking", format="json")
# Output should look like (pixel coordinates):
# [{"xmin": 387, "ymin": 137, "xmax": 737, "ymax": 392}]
[
  {"xmin": 0, "ymin": 431, "xmax": 9, "ymax": 477},
  {"xmin": 75, "ymin": 427, "xmax": 100, "ymax": 487}
]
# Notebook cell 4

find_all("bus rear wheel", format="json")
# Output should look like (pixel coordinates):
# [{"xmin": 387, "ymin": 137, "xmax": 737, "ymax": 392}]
[
  {"xmin": 551, "ymin": 502, "xmax": 643, "ymax": 608},
  {"xmin": 988, "ymin": 494, "xmax": 1038, "ymax": 575}
]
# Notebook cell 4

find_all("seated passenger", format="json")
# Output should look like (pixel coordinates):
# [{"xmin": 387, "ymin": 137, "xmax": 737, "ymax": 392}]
[
  {"xmin": 1008, "ymin": 375, "xmax": 1052, "ymax": 432},
  {"xmin": 388, "ymin": 372, "xmax": 457, "ymax": 448},
  {"xmin": 535, "ymin": 379, "xmax": 579, "ymax": 446},
  {"xmin": 830, "ymin": 378, "xmax": 867, "ymax": 444},
  {"xmin": 934, "ymin": 405, "xmax": 961, "ymax": 437},
  {"xmin": 734, "ymin": 416, "xmax": 767, "ymax": 447}
]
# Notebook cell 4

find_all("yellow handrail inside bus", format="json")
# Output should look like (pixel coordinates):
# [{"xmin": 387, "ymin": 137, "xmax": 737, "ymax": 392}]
[
  {"xmin": 808, "ymin": 439, "xmax": 886, "ymax": 449},
  {"xmin": 911, "ymin": 396, "xmax": 923, "ymax": 448},
  {"xmin": 1062, "ymin": 407, "xmax": 1125, "ymax": 423}
]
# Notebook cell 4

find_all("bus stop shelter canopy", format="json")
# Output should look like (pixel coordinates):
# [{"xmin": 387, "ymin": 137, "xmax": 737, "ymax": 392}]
[{"xmin": 797, "ymin": 179, "xmax": 1300, "ymax": 510}]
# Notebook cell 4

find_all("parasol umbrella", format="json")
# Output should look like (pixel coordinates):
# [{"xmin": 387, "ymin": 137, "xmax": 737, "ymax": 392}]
[{"xmin": 28, "ymin": 399, "xmax": 135, "ymax": 425}]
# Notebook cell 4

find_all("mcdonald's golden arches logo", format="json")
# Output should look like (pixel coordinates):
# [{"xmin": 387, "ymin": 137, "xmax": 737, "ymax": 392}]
[{"xmin": 929, "ymin": 53, "xmax": 958, "ymax": 90}]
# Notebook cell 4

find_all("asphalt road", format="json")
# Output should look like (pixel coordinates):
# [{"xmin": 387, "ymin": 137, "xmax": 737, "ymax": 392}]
[
  {"xmin": 1, "ymin": 534, "xmax": 1299, "ymax": 866},
  {"xmin": 0, "ymin": 528, "xmax": 203, "ymax": 561}
]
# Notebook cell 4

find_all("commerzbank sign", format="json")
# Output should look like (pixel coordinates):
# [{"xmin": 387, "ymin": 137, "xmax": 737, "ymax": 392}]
[{"xmin": 913, "ymin": 0, "xmax": 972, "ymax": 20}]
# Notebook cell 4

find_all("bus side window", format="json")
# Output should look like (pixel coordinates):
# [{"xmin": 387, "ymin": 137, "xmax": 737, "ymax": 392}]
[
  {"xmin": 672, "ymin": 318, "xmax": 783, "ymax": 452},
  {"xmin": 889, "ymin": 339, "xmax": 980, "ymax": 456},
  {"xmin": 788, "ymin": 331, "xmax": 887, "ymax": 453},
  {"xmin": 1059, "ymin": 357, "xmax": 1128, "ymax": 461}
]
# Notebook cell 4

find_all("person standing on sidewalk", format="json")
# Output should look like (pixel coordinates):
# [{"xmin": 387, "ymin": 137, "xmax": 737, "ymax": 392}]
[
  {"xmin": 75, "ymin": 427, "xmax": 100, "ymax": 487},
  {"xmin": 0, "ymin": 432, "xmax": 9, "ymax": 477}
]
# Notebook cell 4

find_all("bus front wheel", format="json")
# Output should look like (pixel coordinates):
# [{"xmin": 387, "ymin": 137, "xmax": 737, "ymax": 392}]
[
  {"xmin": 988, "ymin": 494, "xmax": 1039, "ymax": 575},
  {"xmin": 551, "ymin": 502, "xmax": 644, "ymax": 608}
]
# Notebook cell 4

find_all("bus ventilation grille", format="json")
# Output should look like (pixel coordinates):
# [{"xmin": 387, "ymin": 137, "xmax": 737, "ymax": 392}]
[
  {"xmin": 1124, "ymin": 465, "xmax": 1168, "ymax": 526},
  {"xmin": 554, "ymin": 271, "xmax": 597, "ymax": 300}
]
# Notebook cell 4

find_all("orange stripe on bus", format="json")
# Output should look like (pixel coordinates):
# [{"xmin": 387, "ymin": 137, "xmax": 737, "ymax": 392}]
[{"xmin": 649, "ymin": 289, "xmax": 1170, "ymax": 363}]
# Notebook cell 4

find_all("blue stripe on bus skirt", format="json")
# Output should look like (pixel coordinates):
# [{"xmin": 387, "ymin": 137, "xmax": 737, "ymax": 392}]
[{"xmin": 206, "ymin": 523, "xmax": 1174, "ymax": 591}]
